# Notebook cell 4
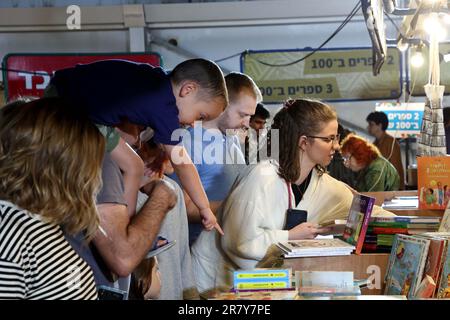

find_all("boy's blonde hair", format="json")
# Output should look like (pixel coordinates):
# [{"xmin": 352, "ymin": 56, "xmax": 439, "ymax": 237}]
[{"xmin": 171, "ymin": 58, "xmax": 228, "ymax": 108}]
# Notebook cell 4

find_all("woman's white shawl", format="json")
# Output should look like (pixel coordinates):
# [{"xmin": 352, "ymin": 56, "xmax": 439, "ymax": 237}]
[{"xmin": 191, "ymin": 160, "xmax": 393, "ymax": 292}]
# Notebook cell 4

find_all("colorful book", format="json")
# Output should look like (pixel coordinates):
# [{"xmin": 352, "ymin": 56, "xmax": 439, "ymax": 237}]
[
  {"xmin": 233, "ymin": 269, "xmax": 291, "ymax": 291},
  {"xmin": 417, "ymin": 156, "xmax": 450, "ymax": 210},
  {"xmin": 369, "ymin": 221, "xmax": 408, "ymax": 228},
  {"xmin": 436, "ymin": 239, "xmax": 450, "ymax": 298},
  {"xmin": 415, "ymin": 275, "xmax": 436, "ymax": 298},
  {"xmin": 384, "ymin": 234, "xmax": 430, "ymax": 298},
  {"xmin": 439, "ymin": 200, "xmax": 450, "ymax": 232},
  {"xmin": 367, "ymin": 227, "xmax": 408, "ymax": 235},
  {"xmin": 342, "ymin": 194, "xmax": 376, "ymax": 254}
]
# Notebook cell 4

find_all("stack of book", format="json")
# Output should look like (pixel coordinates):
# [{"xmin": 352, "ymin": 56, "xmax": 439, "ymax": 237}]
[
  {"xmin": 278, "ymin": 193, "xmax": 375, "ymax": 258},
  {"xmin": 363, "ymin": 216, "xmax": 441, "ymax": 253},
  {"xmin": 276, "ymin": 239, "xmax": 355, "ymax": 258},
  {"xmin": 384, "ymin": 232, "xmax": 450, "ymax": 299},
  {"xmin": 381, "ymin": 196, "xmax": 418, "ymax": 210}
]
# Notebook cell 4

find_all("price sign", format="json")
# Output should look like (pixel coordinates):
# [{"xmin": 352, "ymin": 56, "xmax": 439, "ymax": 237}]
[
  {"xmin": 241, "ymin": 47, "xmax": 402, "ymax": 103},
  {"xmin": 375, "ymin": 102, "xmax": 425, "ymax": 137},
  {"xmin": 2, "ymin": 52, "xmax": 162, "ymax": 101}
]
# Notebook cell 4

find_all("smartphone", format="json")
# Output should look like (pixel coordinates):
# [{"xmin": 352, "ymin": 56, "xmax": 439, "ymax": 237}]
[
  {"xmin": 97, "ymin": 285, "xmax": 127, "ymax": 300},
  {"xmin": 146, "ymin": 240, "xmax": 176, "ymax": 258},
  {"xmin": 283, "ymin": 209, "xmax": 308, "ymax": 230}
]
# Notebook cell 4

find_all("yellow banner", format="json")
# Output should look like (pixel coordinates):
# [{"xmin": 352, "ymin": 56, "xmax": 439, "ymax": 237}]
[{"xmin": 242, "ymin": 48, "xmax": 401, "ymax": 103}]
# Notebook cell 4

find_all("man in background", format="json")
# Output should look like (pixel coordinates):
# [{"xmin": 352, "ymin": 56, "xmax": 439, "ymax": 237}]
[
  {"xmin": 366, "ymin": 111, "xmax": 405, "ymax": 189},
  {"xmin": 245, "ymin": 102, "xmax": 271, "ymax": 164}
]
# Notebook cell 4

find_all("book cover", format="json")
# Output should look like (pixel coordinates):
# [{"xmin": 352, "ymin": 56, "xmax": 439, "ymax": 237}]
[
  {"xmin": 342, "ymin": 194, "xmax": 376, "ymax": 254},
  {"xmin": 233, "ymin": 269, "xmax": 291, "ymax": 291},
  {"xmin": 423, "ymin": 238, "xmax": 447, "ymax": 297},
  {"xmin": 417, "ymin": 156, "xmax": 450, "ymax": 210},
  {"xmin": 436, "ymin": 240, "xmax": 450, "ymax": 298},
  {"xmin": 384, "ymin": 234, "xmax": 430, "ymax": 298},
  {"xmin": 439, "ymin": 200, "xmax": 450, "ymax": 232},
  {"xmin": 415, "ymin": 275, "xmax": 436, "ymax": 299}
]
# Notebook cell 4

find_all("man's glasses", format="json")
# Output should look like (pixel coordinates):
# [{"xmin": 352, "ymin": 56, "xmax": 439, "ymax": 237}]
[{"xmin": 306, "ymin": 134, "xmax": 341, "ymax": 144}]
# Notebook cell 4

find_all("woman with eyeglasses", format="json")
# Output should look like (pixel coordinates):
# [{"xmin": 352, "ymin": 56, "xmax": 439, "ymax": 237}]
[
  {"xmin": 340, "ymin": 134, "xmax": 400, "ymax": 192},
  {"xmin": 191, "ymin": 98, "xmax": 394, "ymax": 293}
]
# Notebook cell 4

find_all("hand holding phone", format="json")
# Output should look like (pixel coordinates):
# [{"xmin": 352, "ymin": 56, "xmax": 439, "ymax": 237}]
[{"xmin": 283, "ymin": 209, "xmax": 308, "ymax": 230}]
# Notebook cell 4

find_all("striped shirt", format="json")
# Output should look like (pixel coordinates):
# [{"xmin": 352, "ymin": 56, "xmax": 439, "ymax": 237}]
[{"xmin": 0, "ymin": 200, "xmax": 98, "ymax": 300}]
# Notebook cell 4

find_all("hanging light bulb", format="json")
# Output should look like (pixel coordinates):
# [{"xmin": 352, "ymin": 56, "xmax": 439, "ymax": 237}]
[
  {"xmin": 411, "ymin": 45, "xmax": 424, "ymax": 68},
  {"xmin": 397, "ymin": 38, "xmax": 409, "ymax": 52}
]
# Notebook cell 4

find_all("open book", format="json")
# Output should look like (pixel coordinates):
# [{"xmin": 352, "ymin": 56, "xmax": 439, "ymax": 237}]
[{"xmin": 318, "ymin": 219, "xmax": 347, "ymax": 236}]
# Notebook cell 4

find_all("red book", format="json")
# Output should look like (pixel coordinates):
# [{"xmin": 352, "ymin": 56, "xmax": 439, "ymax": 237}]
[{"xmin": 369, "ymin": 227, "xmax": 409, "ymax": 235}]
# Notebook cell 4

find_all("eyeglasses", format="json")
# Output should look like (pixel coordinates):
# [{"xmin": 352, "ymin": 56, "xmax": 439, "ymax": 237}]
[
  {"xmin": 306, "ymin": 134, "xmax": 340, "ymax": 144},
  {"xmin": 342, "ymin": 154, "xmax": 352, "ymax": 163}
]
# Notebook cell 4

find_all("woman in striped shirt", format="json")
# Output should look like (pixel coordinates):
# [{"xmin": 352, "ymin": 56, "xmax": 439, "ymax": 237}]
[{"xmin": 0, "ymin": 98, "xmax": 105, "ymax": 300}]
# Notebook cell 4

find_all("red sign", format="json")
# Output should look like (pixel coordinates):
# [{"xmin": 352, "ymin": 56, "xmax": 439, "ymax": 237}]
[{"xmin": 2, "ymin": 52, "xmax": 161, "ymax": 101}]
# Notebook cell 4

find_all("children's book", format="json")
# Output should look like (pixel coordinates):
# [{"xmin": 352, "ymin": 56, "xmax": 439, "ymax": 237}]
[
  {"xmin": 413, "ymin": 234, "xmax": 447, "ymax": 297},
  {"xmin": 439, "ymin": 200, "xmax": 450, "ymax": 232},
  {"xmin": 342, "ymin": 193, "xmax": 376, "ymax": 254},
  {"xmin": 414, "ymin": 275, "xmax": 436, "ymax": 299},
  {"xmin": 384, "ymin": 234, "xmax": 430, "ymax": 298},
  {"xmin": 417, "ymin": 156, "xmax": 450, "ymax": 210},
  {"xmin": 436, "ymin": 239, "xmax": 450, "ymax": 298}
]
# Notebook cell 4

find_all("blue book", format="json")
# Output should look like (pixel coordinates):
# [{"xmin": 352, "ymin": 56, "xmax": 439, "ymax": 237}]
[{"xmin": 384, "ymin": 234, "xmax": 430, "ymax": 298}]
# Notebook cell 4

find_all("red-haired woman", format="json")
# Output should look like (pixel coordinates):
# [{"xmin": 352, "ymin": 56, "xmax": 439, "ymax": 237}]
[{"xmin": 340, "ymin": 134, "xmax": 400, "ymax": 192}]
